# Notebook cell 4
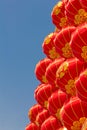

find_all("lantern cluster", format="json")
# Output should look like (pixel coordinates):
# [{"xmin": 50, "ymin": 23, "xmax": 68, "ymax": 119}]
[{"xmin": 25, "ymin": 0, "xmax": 87, "ymax": 130}]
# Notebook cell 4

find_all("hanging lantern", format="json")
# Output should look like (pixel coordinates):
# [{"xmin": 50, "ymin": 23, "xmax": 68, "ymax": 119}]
[
  {"xmin": 65, "ymin": 0, "xmax": 87, "ymax": 26},
  {"xmin": 42, "ymin": 32, "xmax": 60, "ymax": 60},
  {"xmin": 34, "ymin": 83, "xmax": 57, "ymax": 108},
  {"xmin": 54, "ymin": 26, "xmax": 75, "ymax": 59},
  {"xmin": 70, "ymin": 23, "xmax": 87, "ymax": 62},
  {"xmin": 25, "ymin": 123, "xmax": 40, "ymax": 130},
  {"xmin": 56, "ymin": 58, "xmax": 85, "ymax": 97},
  {"xmin": 60, "ymin": 97, "xmax": 87, "ymax": 130},
  {"xmin": 36, "ymin": 109, "xmax": 50, "ymax": 127},
  {"xmin": 35, "ymin": 58, "xmax": 52, "ymax": 83},
  {"xmin": 45, "ymin": 58, "xmax": 65, "ymax": 86},
  {"xmin": 51, "ymin": 1, "xmax": 68, "ymax": 30},
  {"xmin": 41, "ymin": 116, "xmax": 62, "ymax": 130},
  {"xmin": 48, "ymin": 89, "xmax": 68, "ymax": 120},
  {"xmin": 28, "ymin": 104, "xmax": 43, "ymax": 123},
  {"xmin": 75, "ymin": 69, "xmax": 87, "ymax": 102}
]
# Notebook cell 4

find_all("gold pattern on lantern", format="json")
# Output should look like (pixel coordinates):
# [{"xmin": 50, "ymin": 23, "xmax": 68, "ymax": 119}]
[
  {"xmin": 81, "ymin": 46, "xmax": 87, "ymax": 62},
  {"xmin": 44, "ymin": 37, "xmax": 51, "ymax": 44},
  {"xmin": 71, "ymin": 117, "xmax": 87, "ymax": 130},
  {"xmin": 62, "ymin": 43, "xmax": 73, "ymax": 58},
  {"xmin": 84, "ymin": 70, "xmax": 87, "ymax": 76},
  {"xmin": 74, "ymin": 9, "xmax": 87, "ymax": 25},
  {"xmin": 59, "ymin": 17, "xmax": 67, "ymax": 27},
  {"xmin": 42, "ymin": 75, "xmax": 48, "ymax": 83},
  {"xmin": 65, "ymin": 79, "xmax": 76, "ymax": 96},
  {"xmin": 56, "ymin": 62, "xmax": 68, "ymax": 79},
  {"xmin": 49, "ymin": 47, "xmax": 60, "ymax": 59},
  {"xmin": 44, "ymin": 101, "xmax": 48, "ymax": 108},
  {"xmin": 53, "ymin": 1, "xmax": 62, "ymax": 15},
  {"xmin": 56, "ymin": 108, "xmax": 61, "ymax": 120}
]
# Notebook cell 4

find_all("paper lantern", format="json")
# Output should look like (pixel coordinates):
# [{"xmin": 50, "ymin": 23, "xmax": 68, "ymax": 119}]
[
  {"xmin": 42, "ymin": 32, "xmax": 60, "ymax": 60},
  {"xmin": 34, "ymin": 83, "xmax": 57, "ymax": 108},
  {"xmin": 48, "ymin": 89, "xmax": 68, "ymax": 119},
  {"xmin": 45, "ymin": 58, "xmax": 65, "ymax": 86},
  {"xmin": 51, "ymin": 1, "xmax": 68, "ymax": 30},
  {"xmin": 54, "ymin": 26, "xmax": 75, "ymax": 59},
  {"xmin": 36, "ymin": 109, "xmax": 50, "ymax": 126},
  {"xmin": 60, "ymin": 97, "xmax": 87, "ymax": 130},
  {"xmin": 28, "ymin": 104, "xmax": 43, "ymax": 123},
  {"xmin": 65, "ymin": 0, "xmax": 87, "ymax": 26},
  {"xmin": 25, "ymin": 123, "xmax": 40, "ymax": 130},
  {"xmin": 70, "ymin": 23, "xmax": 87, "ymax": 62},
  {"xmin": 75, "ymin": 69, "xmax": 87, "ymax": 102},
  {"xmin": 35, "ymin": 58, "xmax": 52, "ymax": 83},
  {"xmin": 41, "ymin": 116, "xmax": 62, "ymax": 130},
  {"xmin": 56, "ymin": 58, "xmax": 85, "ymax": 97}
]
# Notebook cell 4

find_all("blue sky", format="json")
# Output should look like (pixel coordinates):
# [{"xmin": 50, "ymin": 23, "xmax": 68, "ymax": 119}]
[{"xmin": 0, "ymin": 0, "xmax": 58, "ymax": 130}]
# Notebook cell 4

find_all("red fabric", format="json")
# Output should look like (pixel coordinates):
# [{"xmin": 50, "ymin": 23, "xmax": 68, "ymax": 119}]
[
  {"xmin": 41, "ymin": 116, "xmax": 62, "ymax": 130},
  {"xmin": 48, "ymin": 89, "xmax": 68, "ymax": 117},
  {"xmin": 35, "ymin": 58, "xmax": 52, "ymax": 83},
  {"xmin": 45, "ymin": 58, "xmax": 65, "ymax": 86},
  {"xmin": 54, "ymin": 26, "xmax": 75, "ymax": 59},
  {"xmin": 60, "ymin": 97, "xmax": 87, "ymax": 130},
  {"xmin": 70, "ymin": 23, "xmax": 87, "ymax": 62},
  {"xmin": 28, "ymin": 104, "xmax": 43, "ymax": 123},
  {"xmin": 25, "ymin": 123, "xmax": 40, "ymax": 130},
  {"xmin": 36, "ymin": 109, "xmax": 50, "ymax": 126},
  {"xmin": 76, "ymin": 69, "xmax": 87, "ymax": 102},
  {"xmin": 51, "ymin": 1, "xmax": 68, "ymax": 30},
  {"xmin": 34, "ymin": 84, "xmax": 57, "ymax": 108},
  {"xmin": 56, "ymin": 58, "xmax": 85, "ymax": 97},
  {"xmin": 42, "ymin": 32, "xmax": 60, "ymax": 60},
  {"xmin": 65, "ymin": 0, "xmax": 84, "ymax": 26}
]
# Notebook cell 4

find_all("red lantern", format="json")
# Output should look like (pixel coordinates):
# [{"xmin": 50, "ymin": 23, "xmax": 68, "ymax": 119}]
[
  {"xmin": 34, "ymin": 83, "xmax": 57, "ymax": 108},
  {"xmin": 60, "ymin": 97, "xmax": 87, "ymax": 130},
  {"xmin": 70, "ymin": 23, "xmax": 87, "ymax": 62},
  {"xmin": 42, "ymin": 32, "xmax": 60, "ymax": 60},
  {"xmin": 51, "ymin": 1, "xmax": 68, "ymax": 30},
  {"xmin": 54, "ymin": 26, "xmax": 75, "ymax": 59},
  {"xmin": 35, "ymin": 58, "xmax": 52, "ymax": 83},
  {"xmin": 56, "ymin": 58, "xmax": 85, "ymax": 97},
  {"xmin": 75, "ymin": 69, "xmax": 87, "ymax": 102},
  {"xmin": 48, "ymin": 89, "xmax": 68, "ymax": 119},
  {"xmin": 45, "ymin": 58, "xmax": 65, "ymax": 86},
  {"xmin": 25, "ymin": 123, "xmax": 40, "ymax": 130},
  {"xmin": 41, "ymin": 116, "xmax": 62, "ymax": 130},
  {"xmin": 36, "ymin": 109, "xmax": 50, "ymax": 126},
  {"xmin": 28, "ymin": 104, "xmax": 43, "ymax": 123},
  {"xmin": 65, "ymin": 0, "xmax": 86, "ymax": 26}
]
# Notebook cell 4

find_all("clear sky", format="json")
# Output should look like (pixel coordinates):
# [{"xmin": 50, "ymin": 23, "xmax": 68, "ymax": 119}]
[{"xmin": 0, "ymin": 0, "xmax": 58, "ymax": 130}]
